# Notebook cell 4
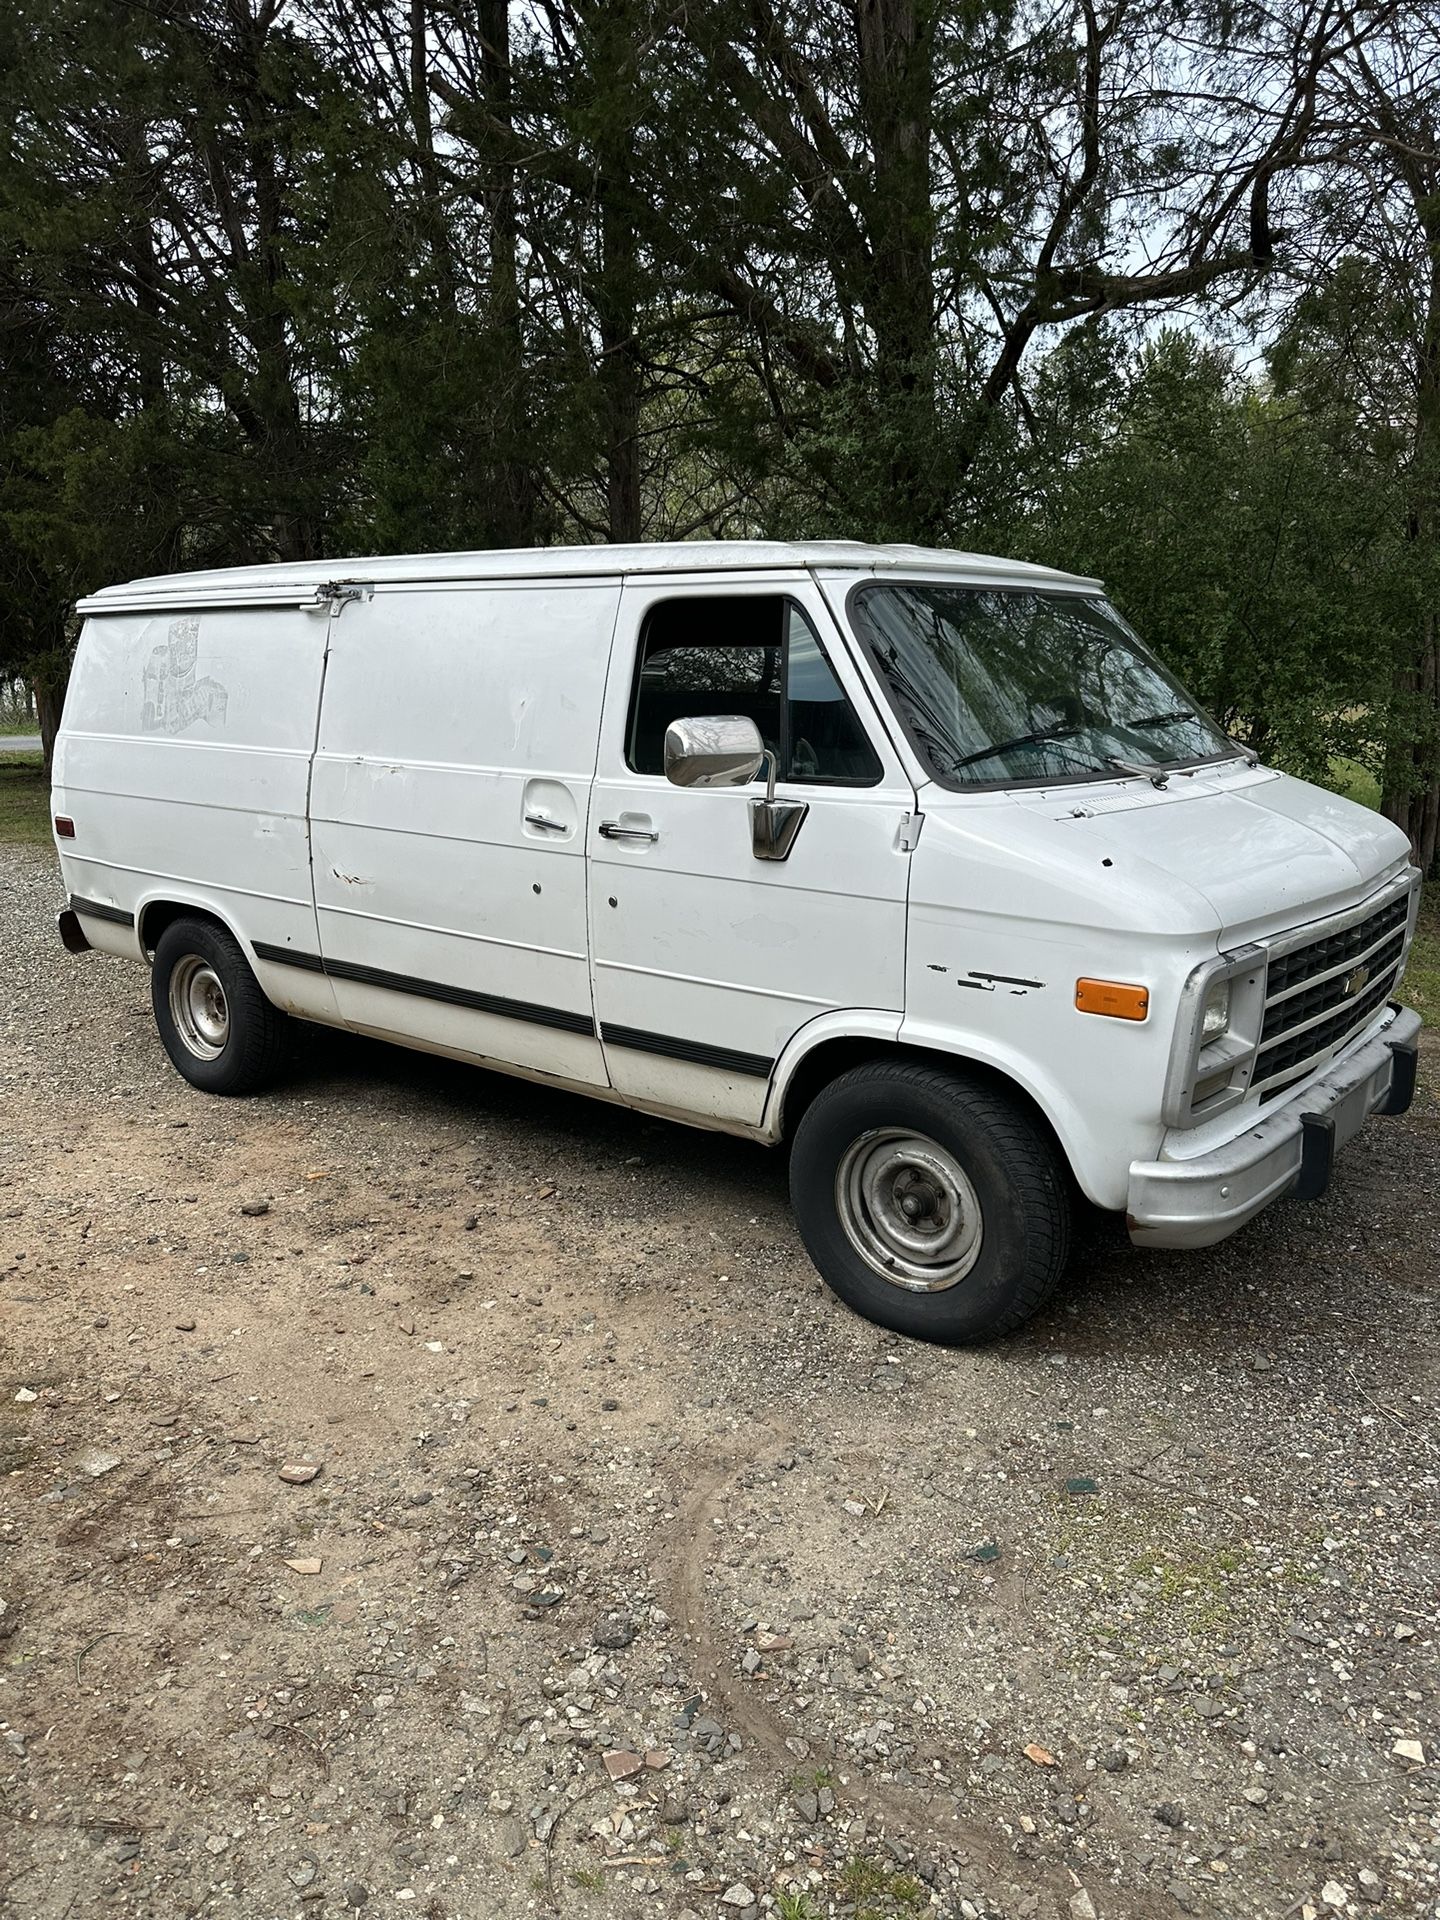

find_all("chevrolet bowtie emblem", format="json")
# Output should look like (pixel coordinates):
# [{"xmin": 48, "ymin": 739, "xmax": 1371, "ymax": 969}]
[{"xmin": 1342, "ymin": 963, "xmax": 1370, "ymax": 998}]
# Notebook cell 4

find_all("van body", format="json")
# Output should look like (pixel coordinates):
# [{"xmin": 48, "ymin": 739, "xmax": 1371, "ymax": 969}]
[{"xmin": 53, "ymin": 541, "xmax": 1422, "ymax": 1340}]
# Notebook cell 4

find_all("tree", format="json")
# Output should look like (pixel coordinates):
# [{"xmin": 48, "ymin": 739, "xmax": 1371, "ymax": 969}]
[
  {"xmin": 1265, "ymin": 21, "xmax": 1440, "ymax": 865},
  {"xmin": 1023, "ymin": 330, "xmax": 1409, "ymax": 782}
]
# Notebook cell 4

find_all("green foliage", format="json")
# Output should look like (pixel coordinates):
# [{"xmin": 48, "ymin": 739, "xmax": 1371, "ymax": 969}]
[
  {"xmin": 0, "ymin": 754, "xmax": 50, "ymax": 847},
  {"xmin": 1011, "ymin": 331, "xmax": 1419, "ymax": 786}
]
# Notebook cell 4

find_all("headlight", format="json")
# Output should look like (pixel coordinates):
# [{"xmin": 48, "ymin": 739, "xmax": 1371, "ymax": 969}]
[{"xmin": 1200, "ymin": 980, "xmax": 1231, "ymax": 1043}]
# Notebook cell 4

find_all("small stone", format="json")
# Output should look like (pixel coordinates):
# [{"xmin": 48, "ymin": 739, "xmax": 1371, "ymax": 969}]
[
  {"xmin": 3, "ymin": 1729, "xmax": 25, "ymax": 1759},
  {"xmin": 1069, "ymin": 1892, "xmax": 1097, "ymax": 1920},
  {"xmin": 603, "ymin": 1749, "xmax": 644, "ymax": 1781},
  {"xmin": 75, "ymin": 1447, "xmax": 122, "ymax": 1478},
  {"xmin": 1391, "ymin": 1738, "xmax": 1425, "ymax": 1766},
  {"xmin": 595, "ymin": 1614, "xmax": 637, "ymax": 1650},
  {"xmin": 1191, "ymin": 1695, "xmax": 1225, "ymax": 1717},
  {"xmin": 600, "ymin": 1397, "xmax": 619, "ymax": 1411},
  {"xmin": 288, "ymin": 1862, "xmax": 317, "ymax": 1889},
  {"xmin": 284, "ymin": 1557, "xmax": 322, "ymax": 1576},
  {"xmin": 795, "ymin": 1790, "xmax": 819, "ymax": 1822},
  {"xmin": 496, "ymin": 1816, "xmax": 527, "ymax": 1857},
  {"xmin": 741, "ymin": 1649, "xmax": 762, "ymax": 1674},
  {"xmin": 278, "ymin": 1462, "xmax": 321, "ymax": 1485},
  {"xmin": 175, "ymin": 1317, "xmax": 196, "ymax": 1332},
  {"xmin": 1320, "ymin": 1883, "xmax": 1348, "ymax": 1910},
  {"xmin": 659, "ymin": 1792, "xmax": 687, "ymax": 1824},
  {"xmin": 1356, "ymin": 1870, "xmax": 1383, "ymax": 1903},
  {"xmin": 204, "ymin": 1834, "xmax": 228, "ymax": 1856},
  {"xmin": 643, "ymin": 1748, "xmax": 671, "ymax": 1770},
  {"xmin": 1243, "ymin": 1785, "xmax": 1269, "ymax": 1806},
  {"xmin": 343, "ymin": 1886, "xmax": 370, "ymax": 1910},
  {"xmin": 240, "ymin": 1200, "xmax": 270, "ymax": 1216},
  {"xmin": 227, "ymin": 1427, "xmax": 261, "ymax": 1445},
  {"xmin": 1023, "ymin": 1742, "xmax": 1058, "ymax": 1767},
  {"xmin": 1154, "ymin": 1802, "xmax": 1184, "ymax": 1828},
  {"xmin": 1064, "ymin": 1476, "xmax": 1099, "ymax": 1495},
  {"xmin": 14, "ymin": 1388, "xmax": 38, "ymax": 1403},
  {"xmin": 721, "ymin": 1885, "xmax": 755, "ymax": 1908},
  {"xmin": 842, "ymin": 1498, "xmax": 866, "ymax": 1517}
]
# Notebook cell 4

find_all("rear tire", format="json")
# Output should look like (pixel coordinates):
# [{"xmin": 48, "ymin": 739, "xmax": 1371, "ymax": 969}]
[
  {"xmin": 789, "ymin": 1061, "xmax": 1071, "ymax": 1343},
  {"xmin": 151, "ymin": 917, "xmax": 289, "ymax": 1095}
]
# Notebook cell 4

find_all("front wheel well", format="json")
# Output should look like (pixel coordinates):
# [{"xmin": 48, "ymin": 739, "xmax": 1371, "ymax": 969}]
[
  {"xmin": 777, "ymin": 1037, "xmax": 1075, "ymax": 1186},
  {"xmin": 137, "ymin": 899, "xmax": 235, "ymax": 961}
]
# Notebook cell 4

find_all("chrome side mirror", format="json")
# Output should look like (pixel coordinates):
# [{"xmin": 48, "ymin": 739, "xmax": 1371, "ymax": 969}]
[
  {"xmin": 663, "ymin": 715, "xmax": 765, "ymax": 789},
  {"xmin": 661, "ymin": 713, "xmax": 809, "ymax": 862}
]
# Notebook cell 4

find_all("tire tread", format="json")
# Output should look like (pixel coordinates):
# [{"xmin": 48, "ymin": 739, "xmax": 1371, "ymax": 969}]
[{"xmin": 791, "ymin": 1060, "xmax": 1071, "ymax": 1342}]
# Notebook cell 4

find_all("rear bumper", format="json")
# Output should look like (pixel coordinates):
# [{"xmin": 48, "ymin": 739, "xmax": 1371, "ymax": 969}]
[
  {"xmin": 1127, "ymin": 1005, "xmax": 1422, "ymax": 1250},
  {"xmin": 57, "ymin": 908, "xmax": 91, "ymax": 955}
]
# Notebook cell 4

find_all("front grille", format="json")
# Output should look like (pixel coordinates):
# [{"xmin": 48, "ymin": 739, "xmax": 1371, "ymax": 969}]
[{"xmin": 1254, "ymin": 887, "xmax": 1411, "ymax": 1096}]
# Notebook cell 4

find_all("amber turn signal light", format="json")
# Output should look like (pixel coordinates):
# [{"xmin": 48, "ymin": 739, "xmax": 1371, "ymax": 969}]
[
  {"xmin": 54, "ymin": 816, "xmax": 76, "ymax": 839},
  {"xmin": 1075, "ymin": 978, "xmax": 1149, "ymax": 1020}
]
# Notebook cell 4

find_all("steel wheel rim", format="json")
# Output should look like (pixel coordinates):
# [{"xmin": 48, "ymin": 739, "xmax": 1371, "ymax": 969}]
[
  {"xmin": 835, "ymin": 1128, "xmax": 983, "ymax": 1292},
  {"xmin": 168, "ymin": 955, "xmax": 230, "ymax": 1061}
]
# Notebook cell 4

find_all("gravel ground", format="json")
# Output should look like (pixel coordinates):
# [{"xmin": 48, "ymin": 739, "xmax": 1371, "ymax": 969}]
[{"xmin": 1, "ymin": 841, "xmax": 1437, "ymax": 1920}]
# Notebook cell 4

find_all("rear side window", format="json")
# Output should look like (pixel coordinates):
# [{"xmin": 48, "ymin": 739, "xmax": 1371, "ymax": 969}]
[{"xmin": 625, "ymin": 596, "xmax": 882, "ymax": 785}]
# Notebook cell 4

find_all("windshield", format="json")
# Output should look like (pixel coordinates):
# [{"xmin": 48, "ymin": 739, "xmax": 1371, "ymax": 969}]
[{"xmin": 850, "ymin": 583, "xmax": 1239, "ymax": 790}]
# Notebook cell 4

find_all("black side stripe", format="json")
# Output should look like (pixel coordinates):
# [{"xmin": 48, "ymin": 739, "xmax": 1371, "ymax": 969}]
[
  {"xmin": 70, "ymin": 894, "xmax": 134, "ymax": 928},
  {"xmin": 252, "ymin": 943, "xmax": 773, "ymax": 1075},
  {"xmin": 599, "ymin": 1022, "xmax": 774, "ymax": 1079},
  {"xmin": 253, "ymin": 942, "xmax": 326, "ymax": 974},
  {"xmin": 252, "ymin": 941, "xmax": 594, "ymax": 1037}
]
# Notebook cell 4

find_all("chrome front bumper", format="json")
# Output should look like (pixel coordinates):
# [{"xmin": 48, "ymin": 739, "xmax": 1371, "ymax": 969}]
[{"xmin": 1127, "ymin": 1005, "xmax": 1422, "ymax": 1250}]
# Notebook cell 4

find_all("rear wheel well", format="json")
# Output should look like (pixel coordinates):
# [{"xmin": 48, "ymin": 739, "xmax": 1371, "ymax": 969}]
[
  {"xmin": 137, "ymin": 900, "xmax": 233, "ymax": 961},
  {"xmin": 779, "ymin": 1037, "xmax": 1075, "ymax": 1186}
]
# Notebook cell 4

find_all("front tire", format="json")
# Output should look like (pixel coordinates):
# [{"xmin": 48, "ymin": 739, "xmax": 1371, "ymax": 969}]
[
  {"xmin": 151, "ymin": 917, "xmax": 289, "ymax": 1095},
  {"xmin": 789, "ymin": 1061, "xmax": 1071, "ymax": 1343}
]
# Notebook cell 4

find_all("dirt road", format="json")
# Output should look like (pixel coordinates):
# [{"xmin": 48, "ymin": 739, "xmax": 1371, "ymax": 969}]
[{"xmin": 2, "ymin": 843, "xmax": 1436, "ymax": 1920}]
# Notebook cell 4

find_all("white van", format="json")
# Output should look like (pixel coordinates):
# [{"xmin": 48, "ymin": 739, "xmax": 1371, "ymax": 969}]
[{"xmin": 53, "ymin": 541, "xmax": 1422, "ymax": 1341}]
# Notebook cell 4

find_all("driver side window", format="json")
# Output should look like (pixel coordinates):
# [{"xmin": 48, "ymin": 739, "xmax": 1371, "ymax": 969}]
[{"xmin": 625, "ymin": 596, "xmax": 881, "ymax": 785}]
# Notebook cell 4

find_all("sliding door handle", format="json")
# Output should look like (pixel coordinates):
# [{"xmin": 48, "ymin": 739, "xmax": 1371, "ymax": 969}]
[
  {"xmin": 598, "ymin": 820, "xmax": 658, "ymax": 843},
  {"xmin": 525, "ymin": 812, "xmax": 566, "ymax": 832}
]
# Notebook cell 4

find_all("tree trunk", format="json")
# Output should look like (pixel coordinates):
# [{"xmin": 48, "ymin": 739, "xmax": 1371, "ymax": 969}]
[
  {"xmin": 32, "ymin": 664, "xmax": 66, "ymax": 777},
  {"xmin": 593, "ymin": 6, "xmax": 643, "ymax": 545},
  {"xmin": 854, "ymin": 0, "xmax": 939, "ymax": 539},
  {"xmin": 478, "ymin": 0, "xmax": 539, "ymax": 547}
]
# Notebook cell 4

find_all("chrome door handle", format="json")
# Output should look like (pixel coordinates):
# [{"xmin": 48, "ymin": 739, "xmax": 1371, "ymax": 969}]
[
  {"xmin": 598, "ymin": 821, "xmax": 658, "ymax": 842},
  {"xmin": 525, "ymin": 812, "xmax": 566, "ymax": 832}
]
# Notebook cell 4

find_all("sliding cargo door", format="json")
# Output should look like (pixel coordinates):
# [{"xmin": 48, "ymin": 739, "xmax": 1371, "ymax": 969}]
[{"xmin": 306, "ymin": 582, "xmax": 619, "ymax": 1085}]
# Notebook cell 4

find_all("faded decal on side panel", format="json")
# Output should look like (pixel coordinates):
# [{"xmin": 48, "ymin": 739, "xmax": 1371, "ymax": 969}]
[{"xmin": 141, "ymin": 617, "xmax": 229, "ymax": 735}]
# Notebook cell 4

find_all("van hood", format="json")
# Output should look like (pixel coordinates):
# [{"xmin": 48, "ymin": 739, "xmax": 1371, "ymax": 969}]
[
  {"xmin": 1014, "ymin": 763, "xmax": 1410, "ymax": 941},
  {"xmin": 916, "ymin": 761, "xmax": 1411, "ymax": 945}
]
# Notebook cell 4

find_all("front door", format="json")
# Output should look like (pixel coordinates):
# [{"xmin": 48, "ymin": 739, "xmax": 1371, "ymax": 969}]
[{"xmin": 588, "ymin": 575, "xmax": 916, "ymax": 1128}]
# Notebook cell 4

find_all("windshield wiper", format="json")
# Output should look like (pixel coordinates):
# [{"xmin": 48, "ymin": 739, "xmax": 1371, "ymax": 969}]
[
  {"xmin": 1125, "ymin": 708, "xmax": 1194, "ymax": 730},
  {"xmin": 950, "ymin": 723, "xmax": 1085, "ymax": 771},
  {"xmin": 1107, "ymin": 754, "xmax": 1171, "ymax": 788}
]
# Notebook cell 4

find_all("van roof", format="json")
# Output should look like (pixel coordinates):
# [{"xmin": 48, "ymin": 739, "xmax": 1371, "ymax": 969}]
[{"xmin": 78, "ymin": 539, "xmax": 1103, "ymax": 613}]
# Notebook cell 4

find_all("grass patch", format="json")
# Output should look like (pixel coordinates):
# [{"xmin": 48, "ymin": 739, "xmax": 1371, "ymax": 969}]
[
  {"xmin": 1328, "ymin": 755, "xmax": 1382, "ymax": 810},
  {"xmin": 0, "ymin": 752, "xmax": 50, "ymax": 847},
  {"xmin": 838, "ymin": 1855, "xmax": 925, "ymax": 1918},
  {"xmin": 1399, "ymin": 884, "xmax": 1440, "ymax": 1022}
]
